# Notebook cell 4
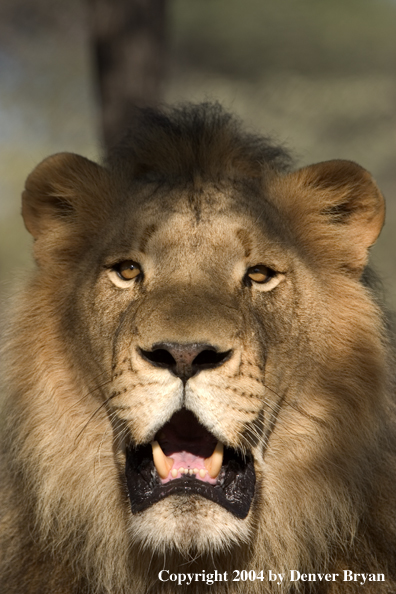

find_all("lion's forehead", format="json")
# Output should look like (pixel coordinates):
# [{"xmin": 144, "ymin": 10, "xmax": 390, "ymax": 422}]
[
  {"xmin": 146, "ymin": 213, "xmax": 249, "ymax": 254},
  {"xmin": 113, "ymin": 193, "xmax": 286, "ymax": 270}
]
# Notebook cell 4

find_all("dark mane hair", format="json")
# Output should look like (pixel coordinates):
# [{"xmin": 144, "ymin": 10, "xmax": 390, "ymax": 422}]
[{"xmin": 107, "ymin": 102, "xmax": 292, "ymax": 183}]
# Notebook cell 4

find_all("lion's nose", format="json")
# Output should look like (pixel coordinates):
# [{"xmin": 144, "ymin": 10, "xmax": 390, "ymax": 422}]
[{"xmin": 139, "ymin": 343, "xmax": 232, "ymax": 381}]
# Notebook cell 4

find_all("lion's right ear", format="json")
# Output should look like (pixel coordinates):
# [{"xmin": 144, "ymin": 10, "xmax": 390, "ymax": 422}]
[
  {"xmin": 22, "ymin": 152, "xmax": 111, "ymax": 240},
  {"xmin": 280, "ymin": 160, "xmax": 385, "ymax": 274}
]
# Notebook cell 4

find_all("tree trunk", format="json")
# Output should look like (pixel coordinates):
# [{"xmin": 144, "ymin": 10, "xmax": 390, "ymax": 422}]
[{"xmin": 87, "ymin": 0, "xmax": 167, "ymax": 152}]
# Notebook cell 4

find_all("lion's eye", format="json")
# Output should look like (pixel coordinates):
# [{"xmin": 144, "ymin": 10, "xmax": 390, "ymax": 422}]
[
  {"xmin": 246, "ymin": 265, "xmax": 274, "ymax": 284},
  {"xmin": 243, "ymin": 264, "xmax": 283, "ymax": 292},
  {"xmin": 114, "ymin": 261, "xmax": 142, "ymax": 281}
]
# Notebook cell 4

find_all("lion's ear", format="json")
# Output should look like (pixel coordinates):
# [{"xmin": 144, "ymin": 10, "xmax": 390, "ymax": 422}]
[
  {"xmin": 22, "ymin": 152, "xmax": 110, "ymax": 239},
  {"xmin": 284, "ymin": 160, "xmax": 385, "ymax": 273}
]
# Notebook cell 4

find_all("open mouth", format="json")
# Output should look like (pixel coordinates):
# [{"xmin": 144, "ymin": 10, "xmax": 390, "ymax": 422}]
[{"xmin": 125, "ymin": 409, "xmax": 256, "ymax": 519}]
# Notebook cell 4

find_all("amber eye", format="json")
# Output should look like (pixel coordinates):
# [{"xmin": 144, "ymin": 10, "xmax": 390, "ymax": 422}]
[
  {"xmin": 114, "ymin": 260, "xmax": 142, "ymax": 281},
  {"xmin": 245, "ymin": 265, "xmax": 274, "ymax": 284}
]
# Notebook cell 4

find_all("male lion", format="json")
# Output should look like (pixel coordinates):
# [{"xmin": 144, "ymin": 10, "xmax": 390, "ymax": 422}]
[{"xmin": 1, "ymin": 103, "xmax": 396, "ymax": 594}]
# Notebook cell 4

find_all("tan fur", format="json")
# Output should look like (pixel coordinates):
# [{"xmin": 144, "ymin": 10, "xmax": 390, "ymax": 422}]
[{"xmin": 1, "ymin": 104, "xmax": 396, "ymax": 593}]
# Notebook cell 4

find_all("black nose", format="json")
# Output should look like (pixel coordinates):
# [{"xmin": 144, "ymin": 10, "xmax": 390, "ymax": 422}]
[{"xmin": 139, "ymin": 342, "xmax": 232, "ymax": 381}]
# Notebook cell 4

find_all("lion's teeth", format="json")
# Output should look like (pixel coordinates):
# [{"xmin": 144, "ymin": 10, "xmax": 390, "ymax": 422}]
[
  {"xmin": 204, "ymin": 441, "xmax": 224, "ymax": 478},
  {"xmin": 151, "ymin": 441, "xmax": 174, "ymax": 479},
  {"xmin": 152, "ymin": 440, "xmax": 223, "ymax": 480}
]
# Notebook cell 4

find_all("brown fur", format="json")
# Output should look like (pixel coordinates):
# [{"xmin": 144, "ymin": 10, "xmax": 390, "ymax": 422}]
[{"xmin": 1, "ymin": 103, "xmax": 396, "ymax": 593}]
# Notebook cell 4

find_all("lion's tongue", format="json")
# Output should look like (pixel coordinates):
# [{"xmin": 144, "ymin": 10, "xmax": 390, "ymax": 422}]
[
  {"xmin": 151, "ymin": 410, "xmax": 223, "ymax": 484},
  {"xmin": 151, "ymin": 441, "xmax": 223, "ymax": 484},
  {"xmin": 151, "ymin": 409, "xmax": 223, "ymax": 484}
]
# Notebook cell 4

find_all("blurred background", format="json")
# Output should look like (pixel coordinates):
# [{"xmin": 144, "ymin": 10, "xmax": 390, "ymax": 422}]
[{"xmin": 0, "ymin": 0, "xmax": 395, "ymax": 306}]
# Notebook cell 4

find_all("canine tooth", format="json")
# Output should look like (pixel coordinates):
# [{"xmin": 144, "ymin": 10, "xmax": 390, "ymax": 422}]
[
  {"xmin": 204, "ymin": 441, "xmax": 224, "ymax": 478},
  {"xmin": 151, "ymin": 441, "xmax": 173, "ymax": 479},
  {"xmin": 199, "ymin": 469, "xmax": 206, "ymax": 478}
]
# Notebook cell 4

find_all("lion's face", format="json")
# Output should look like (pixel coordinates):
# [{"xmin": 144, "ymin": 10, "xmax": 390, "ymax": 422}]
[
  {"xmin": 62, "ymin": 185, "xmax": 298, "ymax": 553},
  {"xmin": 20, "ymin": 145, "xmax": 386, "ymax": 568}
]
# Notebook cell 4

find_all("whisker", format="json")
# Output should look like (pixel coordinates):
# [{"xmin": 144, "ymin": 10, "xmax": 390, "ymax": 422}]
[
  {"xmin": 262, "ymin": 380, "xmax": 327, "ymax": 426},
  {"xmin": 93, "ymin": 426, "xmax": 112, "ymax": 477},
  {"xmin": 75, "ymin": 391, "xmax": 121, "ymax": 443},
  {"xmin": 113, "ymin": 425, "xmax": 131, "ymax": 451},
  {"xmin": 64, "ymin": 374, "xmax": 113, "ymax": 416}
]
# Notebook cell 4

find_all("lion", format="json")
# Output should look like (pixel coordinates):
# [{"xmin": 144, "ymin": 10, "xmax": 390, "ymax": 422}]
[{"xmin": 1, "ymin": 103, "xmax": 396, "ymax": 594}]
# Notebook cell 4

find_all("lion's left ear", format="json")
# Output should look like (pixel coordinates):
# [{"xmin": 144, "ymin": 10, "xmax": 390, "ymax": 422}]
[
  {"xmin": 22, "ymin": 152, "xmax": 117, "ymax": 266},
  {"xmin": 283, "ymin": 160, "xmax": 385, "ymax": 273},
  {"xmin": 22, "ymin": 152, "xmax": 111, "ymax": 240}
]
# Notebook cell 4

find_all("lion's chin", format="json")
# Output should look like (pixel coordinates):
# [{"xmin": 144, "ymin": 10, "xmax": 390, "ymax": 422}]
[{"xmin": 128, "ymin": 495, "xmax": 253, "ymax": 555}]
